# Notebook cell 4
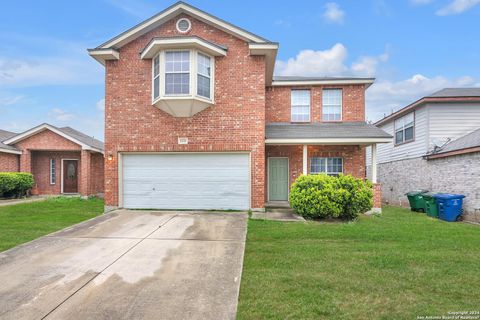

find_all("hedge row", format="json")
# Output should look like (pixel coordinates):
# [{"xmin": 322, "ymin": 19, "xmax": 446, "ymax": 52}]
[
  {"xmin": 289, "ymin": 174, "xmax": 373, "ymax": 220},
  {"xmin": 0, "ymin": 172, "xmax": 35, "ymax": 198}
]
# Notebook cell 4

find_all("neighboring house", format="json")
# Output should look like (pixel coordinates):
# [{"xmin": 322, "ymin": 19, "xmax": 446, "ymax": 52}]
[
  {"xmin": 0, "ymin": 123, "xmax": 104, "ymax": 197},
  {"xmin": 89, "ymin": 1, "xmax": 391, "ymax": 212},
  {"xmin": 367, "ymin": 88, "xmax": 480, "ymax": 222}
]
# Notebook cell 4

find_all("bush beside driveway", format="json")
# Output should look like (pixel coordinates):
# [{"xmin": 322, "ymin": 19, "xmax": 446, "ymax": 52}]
[
  {"xmin": 238, "ymin": 206, "xmax": 480, "ymax": 319},
  {"xmin": 0, "ymin": 197, "xmax": 103, "ymax": 252}
]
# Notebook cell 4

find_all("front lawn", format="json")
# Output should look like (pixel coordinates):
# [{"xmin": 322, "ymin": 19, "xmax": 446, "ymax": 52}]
[
  {"xmin": 238, "ymin": 206, "xmax": 480, "ymax": 319},
  {"xmin": 0, "ymin": 197, "xmax": 103, "ymax": 252}
]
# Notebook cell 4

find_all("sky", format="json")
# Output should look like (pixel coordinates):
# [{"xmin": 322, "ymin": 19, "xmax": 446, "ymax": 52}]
[{"xmin": 1, "ymin": 0, "xmax": 479, "ymax": 139}]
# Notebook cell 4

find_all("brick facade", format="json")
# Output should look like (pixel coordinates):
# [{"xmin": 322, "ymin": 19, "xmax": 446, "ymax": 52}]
[
  {"xmin": 104, "ymin": 13, "xmax": 266, "ymax": 208},
  {"xmin": 0, "ymin": 153, "xmax": 19, "ymax": 172},
  {"xmin": 4, "ymin": 130, "xmax": 104, "ymax": 196},
  {"xmin": 265, "ymin": 84, "xmax": 366, "ymax": 123}
]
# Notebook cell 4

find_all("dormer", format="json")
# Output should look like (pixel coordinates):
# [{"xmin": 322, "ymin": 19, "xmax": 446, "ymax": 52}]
[{"xmin": 140, "ymin": 35, "xmax": 227, "ymax": 117}]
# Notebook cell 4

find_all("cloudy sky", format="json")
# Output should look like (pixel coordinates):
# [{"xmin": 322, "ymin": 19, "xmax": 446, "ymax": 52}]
[{"xmin": 1, "ymin": 0, "xmax": 479, "ymax": 139}]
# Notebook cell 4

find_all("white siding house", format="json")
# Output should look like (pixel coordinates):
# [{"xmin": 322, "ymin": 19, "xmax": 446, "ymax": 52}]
[{"xmin": 367, "ymin": 88, "xmax": 480, "ymax": 222}]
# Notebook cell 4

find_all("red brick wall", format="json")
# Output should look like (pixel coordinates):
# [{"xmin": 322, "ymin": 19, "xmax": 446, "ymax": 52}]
[
  {"xmin": 265, "ymin": 84, "xmax": 366, "ymax": 123},
  {"xmin": 265, "ymin": 145, "xmax": 366, "ymax": 201},
  {"xmin": 0, "ymin": 153, "xmax": 19, "ymax": 172},
  {"xmin": 373, "ymin": 183, "xmax": 382, "ymax": 208},
  {"xmin": 104, "ymin": 13, "xmax": 266, "ymax": 208},
  {"xmin": 14, "ymin": 130, "xmax": 82, "ymax": 152},
  {"xmin": 31, "ymin": 151, "xmax": 81, "ymax": 195},
  {"xmin": 90, "ymin": 152, "xmax": 104, "ymax": 195}
]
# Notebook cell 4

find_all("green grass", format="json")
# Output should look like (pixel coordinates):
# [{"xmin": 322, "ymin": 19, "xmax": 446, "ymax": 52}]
[
  {"xmin": 0, "ymin": 197, "xmax": 103, "ymax": 252},
  {"xmin": 238, "ymin": 206, "xmax": 480, "ymax": 320}
]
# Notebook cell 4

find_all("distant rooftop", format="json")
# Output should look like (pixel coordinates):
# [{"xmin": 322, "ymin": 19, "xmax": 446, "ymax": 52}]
[
  {"xmin": 375, "ymin": 87, "xmax": 480, "ymax": 126},
  {"xmin": 427, "ymin": 88, "xmax": 480, "ymax": 98}
]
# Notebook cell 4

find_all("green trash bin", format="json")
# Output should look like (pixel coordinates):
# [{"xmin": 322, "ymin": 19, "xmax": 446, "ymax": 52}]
[
  {"xmin": 406, "ymin": 190, "xmax": 429, "ymax": 212},
  {"xmin": 423, "ymin": 192, "xmax": 438, "ymax": 218}
]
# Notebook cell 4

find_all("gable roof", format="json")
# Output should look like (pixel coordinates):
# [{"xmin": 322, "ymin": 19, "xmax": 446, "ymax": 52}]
[
  {"xmin": 375, "ymin": 87, "xmax": 480, "ymax": 126},
  {"xmin": 94, "ymin": 1, "xmax": 269, "ymax": 51},
  {"xmin": 2, "ymin": 123, "xmax": 104, "ymax": 153}
]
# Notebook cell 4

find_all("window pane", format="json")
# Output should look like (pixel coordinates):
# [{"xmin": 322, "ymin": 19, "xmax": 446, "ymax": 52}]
[
  {"xmin": 291, "ymin": 90, "xmax": 310, "ymax": 122},
  {"xmin": 165, "ymin": 51, "xmax": 190, "ymax": 72},
  {"xmin": 153, "ymin": 56, "xmax": 159, "ymax": 77},
  {"xmin": 197, "ymin": 74, "xmax": 210, "ymax": 98},
  {"xmin": 322, "ymin": 89, "xmax": 342, "ymax": 121},
  {"xmin": 197, "ymin": 53, "xmax": 211, "ymax": 77},
  {"xmin": 326, "ymin": 158, "xmax": 343, "ymax": 175},
  {"xmin": 310, "ymin": 157, "xmax": 326, "ymax": 174},
  {"xmin": 404, "ymin": 126, "xmax": 414, "ymax": 141},
  {"xmin": 395, "ymin": 130, "xmax": 404, "ymax": 144},
  {"xmin": 165, "ymin": 73, "xmax": 189, "ymax": 94},
  {"xmin": 153, "ymin": 76, "xmax": 159, "ymax": 99}
]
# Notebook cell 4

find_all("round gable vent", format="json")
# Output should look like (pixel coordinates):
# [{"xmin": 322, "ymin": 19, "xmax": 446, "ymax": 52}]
[{"xmin": 176, "ymin": 18, "xmax": 191, "ymax": 33}]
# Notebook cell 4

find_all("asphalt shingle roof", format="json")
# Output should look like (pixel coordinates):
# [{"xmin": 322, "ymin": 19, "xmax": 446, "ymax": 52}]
[
  {"xmin": 434, "ymin": 128, "xmax": 480, "ymax": 154},
  {"xmin": 0, "ymin": 129, "xmax": 20, "ymax": 152},
  {"xmin": 428, "ymin": 88, "xmax": 480, "ymax": 98},
  {"xmin": 266, "ymin": 122, "xmax": 392, "ymax": 139},
  {"xmin": 57, "ymin": 126, "xmax": 104, "ymax": 151},
  {"xmin": 272, "ymin": 76, "xmax": 375, "ymax": 82}
]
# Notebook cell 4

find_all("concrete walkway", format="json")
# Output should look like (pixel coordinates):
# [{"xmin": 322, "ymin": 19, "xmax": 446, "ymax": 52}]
[{"xmin": 0, "ymin": 210, "xmax": 248, "ymax": 320}]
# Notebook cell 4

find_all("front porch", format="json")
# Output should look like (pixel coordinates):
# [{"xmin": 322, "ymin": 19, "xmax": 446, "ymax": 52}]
[{"xmin": 264, "ymin": 122, "xmax": 392, "ymax": 211}]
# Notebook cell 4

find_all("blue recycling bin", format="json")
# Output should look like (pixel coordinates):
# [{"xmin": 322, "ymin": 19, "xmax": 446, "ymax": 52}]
[{"xmin": 433, "ymin": 193, "xmax": 465, "ymax": 222}]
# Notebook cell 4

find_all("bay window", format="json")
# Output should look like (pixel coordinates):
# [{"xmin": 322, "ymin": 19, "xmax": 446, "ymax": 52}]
[
  {"xmin": 141, "ymin": 36, "xmax": 226, "ymax": 117},
  {"xmin": 152, "ymin": 49, "xmax": 214, "ymax": 102}
]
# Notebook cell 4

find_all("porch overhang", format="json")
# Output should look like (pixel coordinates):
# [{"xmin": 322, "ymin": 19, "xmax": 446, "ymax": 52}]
[
  {"xmin": 265, "ymin": 137, "xmax": 392, "ymax": 145},
  {"xmin": 265, "ymin": 122, "xmax": 392, "ymax": 145}
]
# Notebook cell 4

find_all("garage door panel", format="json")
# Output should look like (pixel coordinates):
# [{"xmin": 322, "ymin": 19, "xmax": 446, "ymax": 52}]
[{"xmin": 122, "ymin": 153, "xmax": 250, "ymax": 210}]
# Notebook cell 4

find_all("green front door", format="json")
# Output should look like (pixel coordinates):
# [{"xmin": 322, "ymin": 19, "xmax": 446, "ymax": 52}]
[{"xmin": 268, "ymin": 158, "xmax": 289, "ymax": 201}]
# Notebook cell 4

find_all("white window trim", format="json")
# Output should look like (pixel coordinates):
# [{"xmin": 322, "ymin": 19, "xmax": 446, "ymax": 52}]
[
  {"xmin": 151, "ymin": 49, "xmax": 215, "ymax": 105},
  {"xmin": 291, "ymin": 90, "xmax": 311, "ymax": 123},
  {"xmin": 176, "ymin": 18, "xmax": 191, "ymax": 33},
  {"xmin": 50, "ymin": 158, "xmax": 56, "ymax": 185},
  {"xmin": 310, "ymin": 157, "xmax": 344, "ymax": 175},
  {"xmin": 394, "ymin": 111, "xmax": 415, "ymax": 145},
  {"xmin": 322, "ymin": 89, "xmax": 343, "ymax": 121}
]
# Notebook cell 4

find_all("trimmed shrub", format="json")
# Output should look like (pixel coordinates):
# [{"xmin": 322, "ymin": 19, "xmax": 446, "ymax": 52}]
[
  {"xmin": 0, "ymin": 172, "xmax": 35, "ymax": 198},
  {"xmin": 289, "ymin": 174, "xmax": 373, "ymax": 220}
]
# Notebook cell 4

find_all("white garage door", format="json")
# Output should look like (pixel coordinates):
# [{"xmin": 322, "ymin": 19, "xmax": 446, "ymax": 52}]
[{"xmin": 122, "ymin": 153, "xmax": 250, "ymax": 210}]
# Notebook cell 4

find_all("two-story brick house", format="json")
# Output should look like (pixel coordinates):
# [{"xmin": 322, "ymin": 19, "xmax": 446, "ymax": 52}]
[{"xmin": 89, "ymin": 1, "xmax": 391, "ymax": 212}]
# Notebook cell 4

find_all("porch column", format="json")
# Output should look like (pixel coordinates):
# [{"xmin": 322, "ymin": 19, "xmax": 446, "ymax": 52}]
[
  {"xmin": 302, "ymin": 144, "xmax": 308, "ymax": 175},
  {"xmin": 371, "ymin": 143, "xmax": 377, "ymax": 183}
]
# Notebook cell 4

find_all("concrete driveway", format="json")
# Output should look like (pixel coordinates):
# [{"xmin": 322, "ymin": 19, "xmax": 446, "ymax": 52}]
[{"xmin": 0, "ymin": 210, "xmax": 247, "ymax": 320}]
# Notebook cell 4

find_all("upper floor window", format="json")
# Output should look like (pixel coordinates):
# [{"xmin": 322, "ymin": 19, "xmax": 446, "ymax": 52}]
[
  {"xmin": 152, "ymin": 49, "xmax": 214, "ymax": 102},
  {"xmin": 310, "ymin": 157, "xmax": 343, "ymax": 176},
  {"xmin": 394, "ymin": 112, "xmax": 414, "ymax": 145},
  {"xmin": 322, "ymin": 89, "xmax": 342, "ymax": 121},
  {"xmin": 291, "ymin": 90, "xmax": 310, "ymax": 122}
]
